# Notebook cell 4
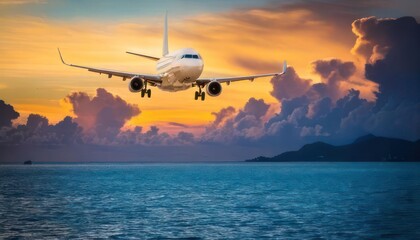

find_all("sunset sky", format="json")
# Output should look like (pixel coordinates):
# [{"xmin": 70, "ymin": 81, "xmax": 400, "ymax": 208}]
[{"xmin": 0, "ymin": 0, "xmax": 419, "ymax": 162}]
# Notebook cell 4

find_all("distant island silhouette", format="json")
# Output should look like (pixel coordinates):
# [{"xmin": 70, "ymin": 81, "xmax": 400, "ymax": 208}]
[{"xmin": 247, "ymin": 135, "xmax": 420, "ymax": 162}]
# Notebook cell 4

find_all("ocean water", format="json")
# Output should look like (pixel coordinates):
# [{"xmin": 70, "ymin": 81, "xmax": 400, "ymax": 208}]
[{"xmin": 1, "ymin": 163, "xmax": 420, "ymax": 239}]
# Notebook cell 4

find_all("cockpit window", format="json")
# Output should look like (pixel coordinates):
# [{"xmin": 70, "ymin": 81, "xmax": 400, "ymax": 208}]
[{"xmin": 181, "ymin": 54, "xmax": 201, "ymax": 59}]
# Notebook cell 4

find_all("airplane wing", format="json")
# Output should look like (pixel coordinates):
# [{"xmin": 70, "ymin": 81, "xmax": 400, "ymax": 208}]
[
  {"xmin": 57, "ymin": 48, "xmax": 162, "ymax": 85},
  {"xmin": 196, "ymin": 61, "xmax": 287, "ymax": 86}
]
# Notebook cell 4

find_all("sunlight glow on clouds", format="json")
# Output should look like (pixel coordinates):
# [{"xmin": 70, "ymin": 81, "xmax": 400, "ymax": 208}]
[
  {"xmin": 0, "ymin": 2, "xmax": 368, "ymax": 134},
  {"xmin": 1, "ymin": 0, "xmax": 418, "ymax": 162}
]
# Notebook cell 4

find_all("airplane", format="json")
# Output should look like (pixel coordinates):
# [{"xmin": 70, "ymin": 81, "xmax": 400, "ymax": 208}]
[{"xmin": 58, "ymin": 13, "xmax": 287, "ymax": 101}]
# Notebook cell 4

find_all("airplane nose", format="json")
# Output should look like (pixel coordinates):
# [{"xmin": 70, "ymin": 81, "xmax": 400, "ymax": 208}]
[{"xmin": 183, "ymin": 61, "xmax": 203, "ymax": 79}]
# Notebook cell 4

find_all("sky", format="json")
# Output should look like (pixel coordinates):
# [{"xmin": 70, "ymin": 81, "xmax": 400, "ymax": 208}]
[{"xmin": 0, "ymin": 0, "xmax": 419, "ymax": 162}]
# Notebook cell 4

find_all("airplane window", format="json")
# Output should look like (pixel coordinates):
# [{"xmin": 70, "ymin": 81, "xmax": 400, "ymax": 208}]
[
  {"xmin": 186, "ymin": 54, "xmax": 192, "ymax": 58},
  {"xmin": 193, "ymin": 55, "xmax": 198, "ymax": 59}
]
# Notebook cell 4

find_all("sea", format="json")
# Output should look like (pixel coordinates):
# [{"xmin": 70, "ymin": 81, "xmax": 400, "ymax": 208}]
[{"xmin": 1, "ymin": 162, "xmax": 420, "ymax": 239}]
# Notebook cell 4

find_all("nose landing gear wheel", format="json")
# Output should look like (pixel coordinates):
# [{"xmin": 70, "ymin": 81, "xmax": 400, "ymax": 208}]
[{"xmin": 147, "ymin": 89, "xmax": 151, "ymax": 98}]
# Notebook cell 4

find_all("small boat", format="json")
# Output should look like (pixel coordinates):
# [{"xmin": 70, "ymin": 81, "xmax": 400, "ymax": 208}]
[{"xmin": 23, "ymin": 160, "xmax": 32, "ymax": 165}]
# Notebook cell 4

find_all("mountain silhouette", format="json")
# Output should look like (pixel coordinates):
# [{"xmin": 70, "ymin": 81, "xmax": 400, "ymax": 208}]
[{"xmin": 247, "ymin": 135, "xmax": 420, "ymax": 162}]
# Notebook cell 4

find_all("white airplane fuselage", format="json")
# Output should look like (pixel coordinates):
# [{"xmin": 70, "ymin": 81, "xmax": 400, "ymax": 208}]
[{"xmin": 157, "ymin": 48, "xmax": 204, "ymax": 92}]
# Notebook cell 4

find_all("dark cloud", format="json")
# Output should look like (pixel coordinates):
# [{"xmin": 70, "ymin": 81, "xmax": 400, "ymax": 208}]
[
  {"xmin": 352, "ymin": 16, "xmax": 420, "ymax": 139},
  {"xmin": 262, "ymin": 88, "xmax": 372, "ymax": 149},
  {"xmin": 0, "ymin": 100, "xmax": 19, "ymax": 128},
  {"xmin": 51, "ymin": 116, "xmax": 83, "ymax": 144},
  {"xmin": 353, "ymin": 16, "xmax": 420, "ymax": 103},
  {"xmin": 270, "ymin": 60, "xmax": 357, "ymax": 104},
  {"xmin": 0, "ymin": 114, "xmax": 83, "ymax": 145},
  {"xmin": 26, "ymin": 114, "xmax": 49, "ymax": 132},
  {"xmin": 175, "ymin": 131, "xmax": 195, "ymax": 144},
  {"xmin": 312, "ymin": 59, "xmax": 356, "ymax": 82},
  {"xmin": 115, "ymin": 126, "xmax": 195, "ymax": 146},
  {"xmin": 277, "ymin": 0, "xmax": 420, "ymax": 45},
  {"xmin": 311, "ymin": 59, "xmax": 357, "ymax": 100},
  {"xmin": 240, "ymin": 97, "xmax": 270, "ymax": 120},
  {"xmin": 210, "ymin": 106, "xmax": 236, "ymax": 128},
  {"xmin": 202, "ymin": 98, "xmax": 270, "ymax": 143}
]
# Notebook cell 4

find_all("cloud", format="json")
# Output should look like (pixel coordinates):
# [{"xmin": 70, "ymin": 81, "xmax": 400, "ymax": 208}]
[
  {"xmin": 352, "ymin": 16, "xmax": 420, "ymax": 139},
  {"xmin": 65, "ymin": 88, "xmax": 140, "ymax": 142},
  {"xmin": 0, "ymin": 90, "xmax": 195, "ymax": 148},
  {"xmin": 240, "ymin": 97, "xmax": 270, "ymax": 120},
  {"xmin": 353, "ymin": 16, "xmax": 420, "ymax": 103},
  {"xmin": 0, "ymin": 100, "xmax": 19, "ymax": 128},
  {"xmin": 261, "ymin": 88, "xmax": 372, "ymax": 151},
  {"xmin": 311, "ymin": 59, "xmax": 357, "ymax": 100},
  {"xmin": 270, "ymin": 59, "xmax": 357, "ymax": 105},
  {"xmin": 202, "ymin": 98, "xmax": 270, "ymax": 143},
  {"xmin": 210, "ymin": 106, "xmax": 236, "ymax": 128},
  {"xmin": 51, "ymin": 116, "xmax": 83, "ymax": 144},
  {"xmin": 62, "ymin": 88, "xmax": 196, "ymax": 146},
  {"xmin": 270, "ymin": 67, "xmax": 311, "ymax": 101},
  {"xmin": 25, "ymin": 114, "xmax": 48, "ymax": 133},
  {"xmin": 202, "ymin": 16, "xmax": 420, "ymax": 150},
  {"xmin": 0, "ymin": 113, "xmax": 82, "ymax": 145},
  {"xmin": 114, "ymin": 125, "xmax": 195, "ymax": 146}
]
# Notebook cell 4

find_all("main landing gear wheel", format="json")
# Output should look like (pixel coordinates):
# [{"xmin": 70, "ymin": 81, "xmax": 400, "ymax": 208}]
[
  {"xmin": 141, "ymin": 89, "xmax": 152, "ymax": 98},
  {"xmin": 194, "ymin": 86, "xmax": 205, "ymax": 101},
  {"xmin": 140, "ymin": 81, "xmax": 151, "ymax": 98}
]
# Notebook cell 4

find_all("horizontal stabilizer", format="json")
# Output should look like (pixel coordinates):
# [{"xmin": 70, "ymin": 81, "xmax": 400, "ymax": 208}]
[{"xmin": 126, "ymin": 51, "xmax": 160, "ymax": 61}]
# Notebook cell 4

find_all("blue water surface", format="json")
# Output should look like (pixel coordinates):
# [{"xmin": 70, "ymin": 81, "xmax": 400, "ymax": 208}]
[{"xmin": 1, "ymin": 162, "xmax": 420, "ymax": 239}]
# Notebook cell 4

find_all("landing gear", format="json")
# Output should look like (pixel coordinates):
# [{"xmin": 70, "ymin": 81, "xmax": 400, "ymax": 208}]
[
  {"xmin": 141, "ymin": 89, "xmax": 151, "ymax": 98},
  {"xmin": 140, "ymin": 82, "xmax": 151, "ymax": 98},
  {"xmin": 194, "ymin": 86, "xmax": 205, "ymax": 101}
]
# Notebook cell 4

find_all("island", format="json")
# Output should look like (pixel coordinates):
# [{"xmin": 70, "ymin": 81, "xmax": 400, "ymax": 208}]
[
  {"xmin": 23, "ymin": 160, "xmax": 32, "ymax": 165},
  {"xmin": 246, "ymin": 135, "xmax": 420, "ymax": 162}
]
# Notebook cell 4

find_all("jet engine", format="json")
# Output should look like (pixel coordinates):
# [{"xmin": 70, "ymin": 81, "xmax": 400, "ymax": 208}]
[
  {"xmin": 129, "ymin": 77, "xmax": 144, "ymax": 92},
  {"xmin": 206, "ymin": 81, "xmax": 222, "ymax": 97}
]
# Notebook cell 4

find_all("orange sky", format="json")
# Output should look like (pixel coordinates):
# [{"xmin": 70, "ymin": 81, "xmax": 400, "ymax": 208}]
[{"xmin": 0, "ymin": 4, "xmax": 376, "ymax": 134}]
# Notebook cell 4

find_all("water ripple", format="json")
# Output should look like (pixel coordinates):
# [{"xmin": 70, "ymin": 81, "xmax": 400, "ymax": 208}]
[{"xmin": 1, "ymin": 163, "xmax": 420, "ymax": 239}]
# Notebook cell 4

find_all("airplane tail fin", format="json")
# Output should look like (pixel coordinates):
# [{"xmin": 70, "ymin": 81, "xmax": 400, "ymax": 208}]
[
  {"xmin": 282, "ymin": 60, "xmax": 287, "ymax": 74},
  {"xmin": 162, "ymin": 11, "xmax": 168, "ymax": 56}
]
